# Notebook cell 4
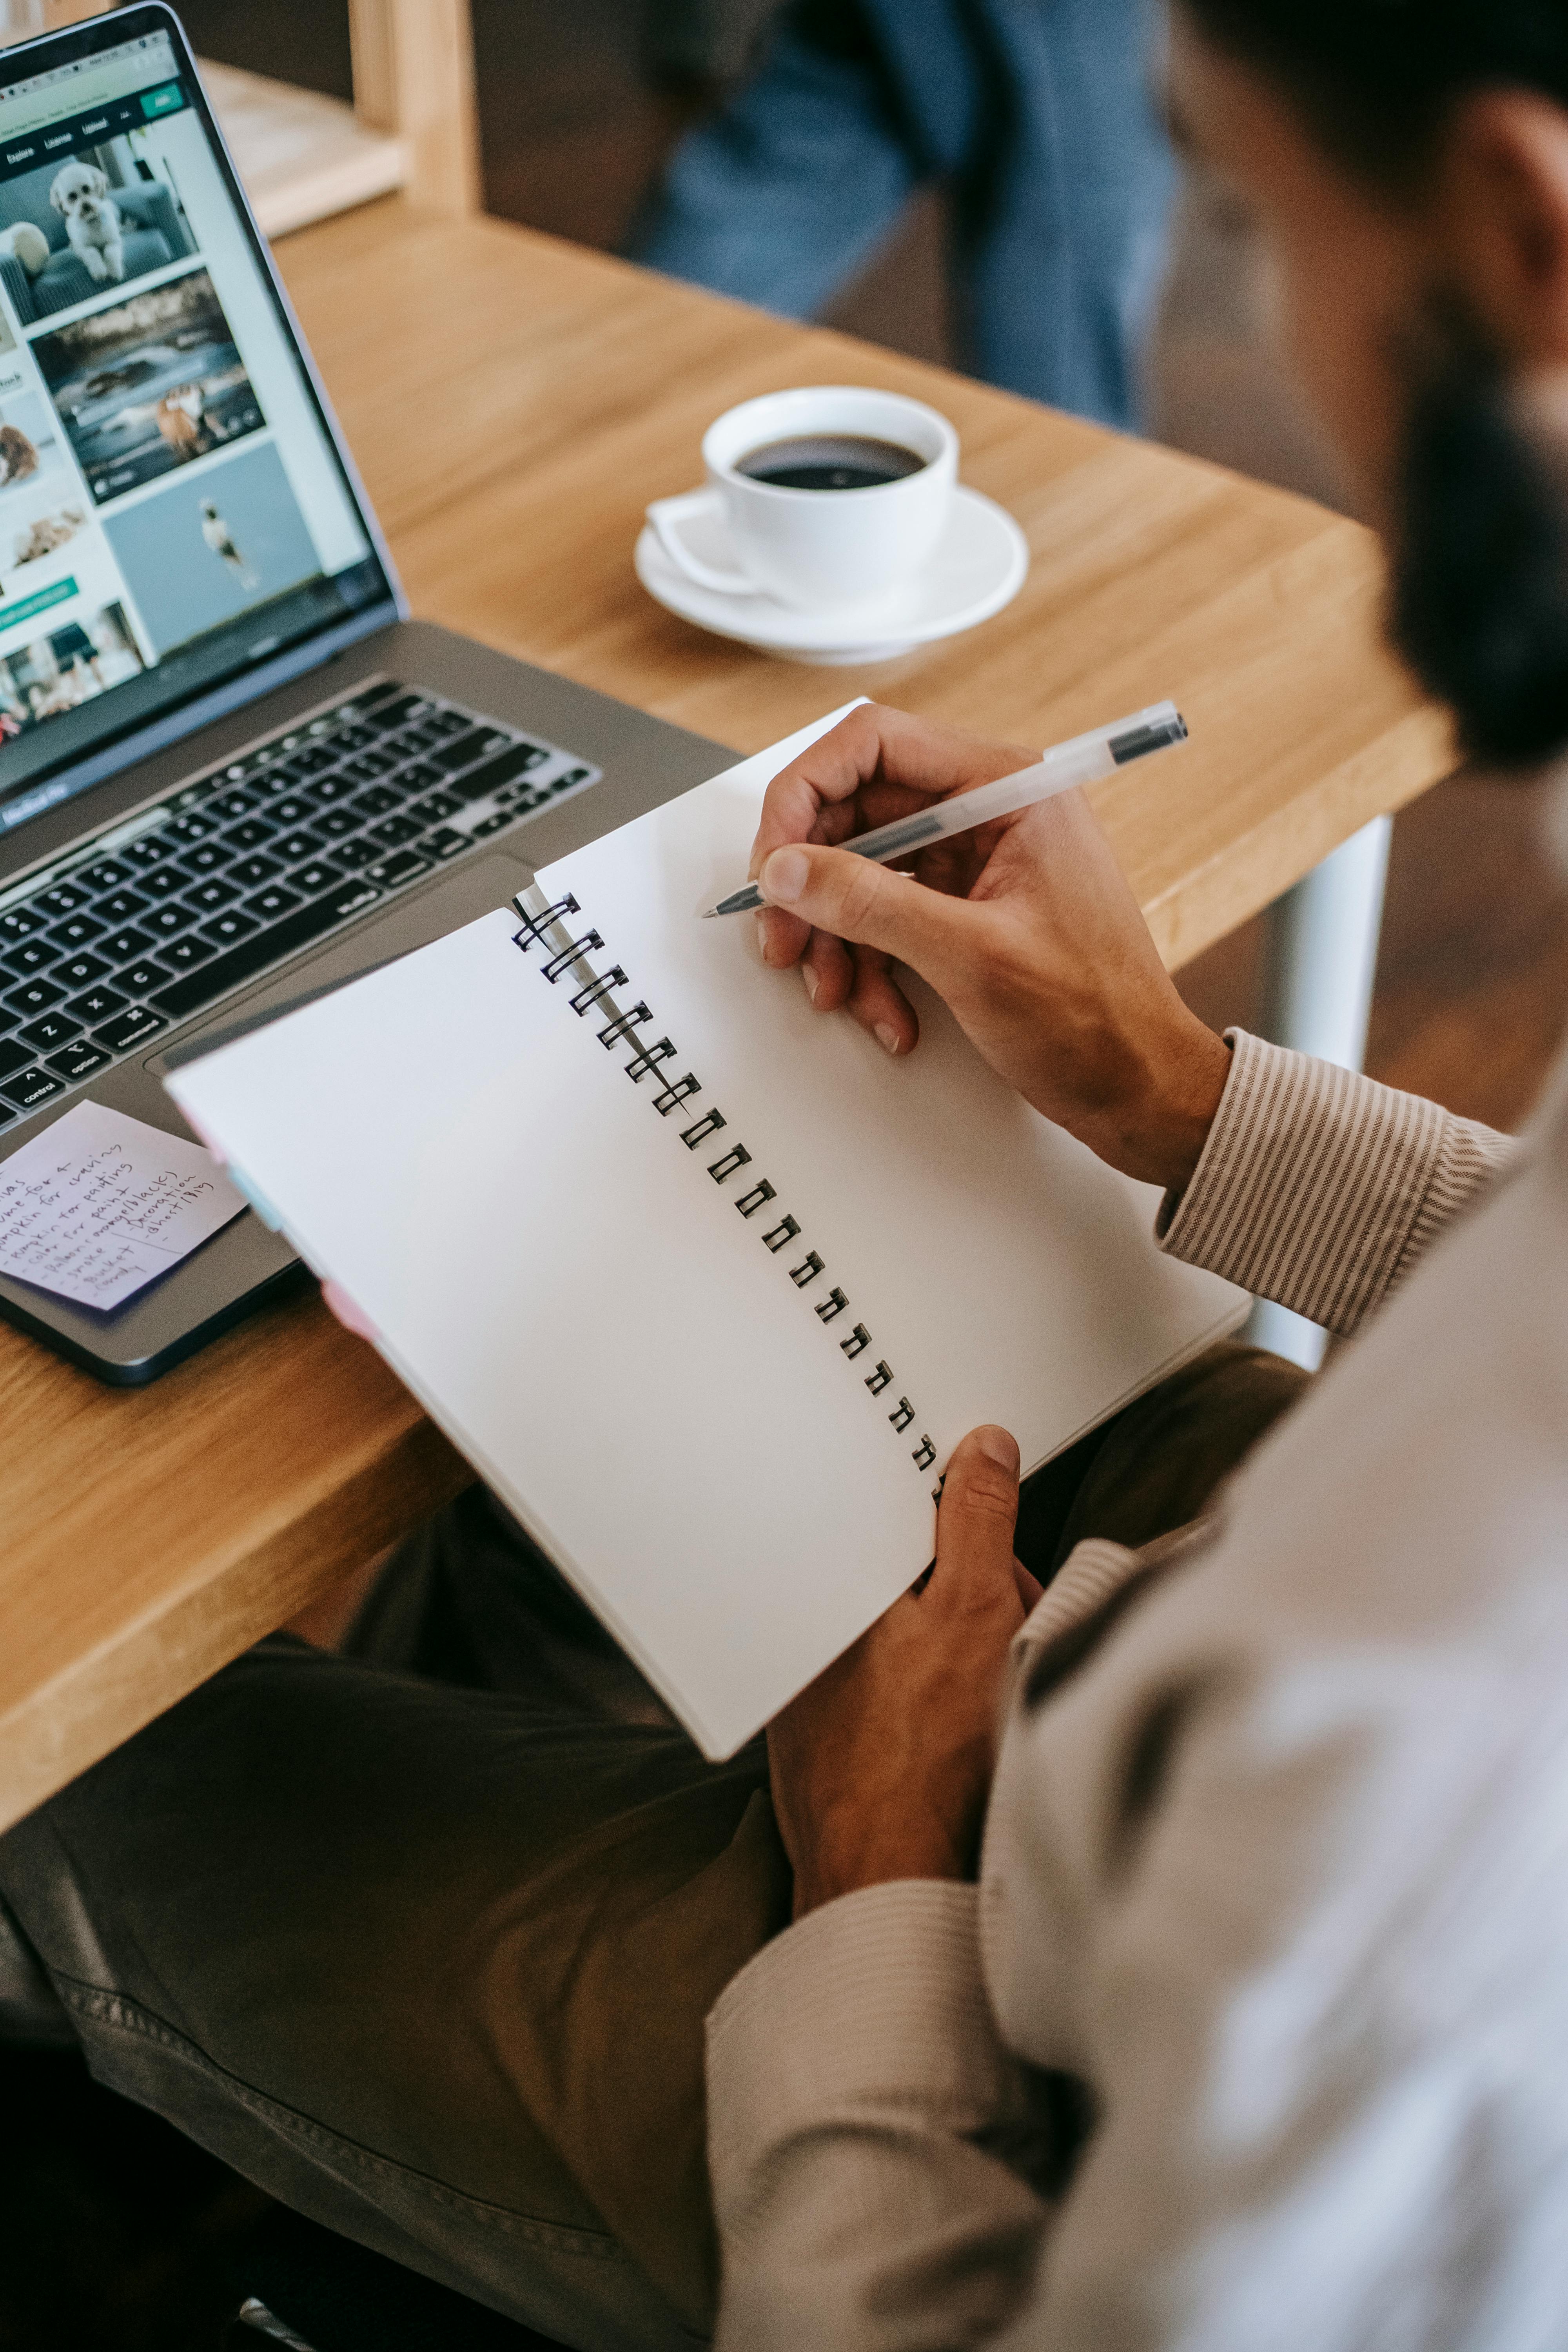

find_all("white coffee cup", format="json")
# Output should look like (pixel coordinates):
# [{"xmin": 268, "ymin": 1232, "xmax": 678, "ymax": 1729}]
[{"xmin": 645, "ymin": 386, "xmax": 958, "ymax": 614}]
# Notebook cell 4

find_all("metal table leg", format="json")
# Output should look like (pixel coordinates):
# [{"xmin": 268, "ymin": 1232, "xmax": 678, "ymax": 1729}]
[{"xmin": 1245, "ymin": 815, "xmax": 1393, "ymax": 1370}]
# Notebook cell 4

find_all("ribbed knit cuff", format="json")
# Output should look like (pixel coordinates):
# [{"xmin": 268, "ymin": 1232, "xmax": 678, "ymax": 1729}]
[
  {"xmin": 707, "ymin": 1882, "xmax": 1021, "ymax": 2183},
  {"xmin": 1158, "ymin": 1031, "xmax": 1506, "ymax": 1336}
]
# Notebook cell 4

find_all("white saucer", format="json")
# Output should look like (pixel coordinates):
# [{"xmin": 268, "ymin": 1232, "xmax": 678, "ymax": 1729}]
[{"xmin": 634, "ymin": 484, "xmax": 1029, "ymax": 665}]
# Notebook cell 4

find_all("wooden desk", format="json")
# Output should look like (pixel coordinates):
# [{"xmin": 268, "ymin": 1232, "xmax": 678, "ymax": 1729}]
[{"xmin": 0, "ymin": 199, "xmax": 1453, "ymax": 1835}]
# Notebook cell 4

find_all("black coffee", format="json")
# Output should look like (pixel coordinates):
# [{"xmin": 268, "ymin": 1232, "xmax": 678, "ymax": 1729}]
[{"xmin": 737, "ymin": 434, "xmax": 927, "ymax": 492}]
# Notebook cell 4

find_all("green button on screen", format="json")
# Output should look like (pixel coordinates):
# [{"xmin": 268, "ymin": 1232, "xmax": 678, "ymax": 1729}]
[{"xmin": 140, "ymin": 82, "xmax": 185, "ymax": 119}]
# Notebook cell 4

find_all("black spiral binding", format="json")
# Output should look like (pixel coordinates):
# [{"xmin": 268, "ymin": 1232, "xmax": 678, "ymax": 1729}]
[
  {"xmin": 544, "ymin": 933, "xmax": 603, "ymax": 984},
  {"xmin": 572, "ymin": 968, "xmax": 627, "ymax": 1015},
  {"xmin": 513, "ymin": 887, "xmax": 938, "ymax": 1494},
  {"xmin": 626, "ymin": 1039, "xmax": 676, "ymax": 1083},
  {"xmin": 599, "ymin": 1003, "xmax": 651, "ymax": 1048}
]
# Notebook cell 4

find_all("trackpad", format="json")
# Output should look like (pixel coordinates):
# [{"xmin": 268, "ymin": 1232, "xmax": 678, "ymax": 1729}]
[{"xmin": 148, "ymin": 852, "xmax": 534, "ymax": 1071}]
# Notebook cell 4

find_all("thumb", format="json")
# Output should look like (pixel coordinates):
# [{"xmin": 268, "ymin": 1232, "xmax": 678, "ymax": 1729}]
[
  {"xmin": 934, "ymin": 1425, "xmax": 1022, "ymax": 1590},
  {"xmin": 759, "ymin": 840, "xmax": 982, "ymax": 974}
]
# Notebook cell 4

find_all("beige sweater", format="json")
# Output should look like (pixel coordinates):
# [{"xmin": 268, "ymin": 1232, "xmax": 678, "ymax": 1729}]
[{"xmin": 707, "ymin": 1027, "xmax": 1566, "ymax": 2350}]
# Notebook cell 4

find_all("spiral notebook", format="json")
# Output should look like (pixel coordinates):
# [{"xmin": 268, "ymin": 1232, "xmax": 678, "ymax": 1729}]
[{"xmin": 167, "ymin": 707, "xmax": 1247, "ymax": 1758}]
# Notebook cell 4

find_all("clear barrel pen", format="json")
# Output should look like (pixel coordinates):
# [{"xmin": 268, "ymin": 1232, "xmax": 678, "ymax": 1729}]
[{"xmin": 700, "ymin": 700, "xmax": 1189, "ymax": 920}]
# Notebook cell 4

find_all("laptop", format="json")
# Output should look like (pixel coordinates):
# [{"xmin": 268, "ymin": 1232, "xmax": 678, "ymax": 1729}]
[{"xmin": 0, "ymin": 4, "xmax": 728, "ymax": 1384}]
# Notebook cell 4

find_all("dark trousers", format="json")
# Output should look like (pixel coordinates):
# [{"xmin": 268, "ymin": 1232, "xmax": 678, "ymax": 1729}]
[{"xmin": 0, "ymin": 1342, "xmax": 1305, "ymax": 2351}]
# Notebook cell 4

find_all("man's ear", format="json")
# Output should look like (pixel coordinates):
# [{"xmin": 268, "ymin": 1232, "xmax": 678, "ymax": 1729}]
[{"xmin": 1441, "ymin": 91, "xmax": 1568, "ymax": 367}]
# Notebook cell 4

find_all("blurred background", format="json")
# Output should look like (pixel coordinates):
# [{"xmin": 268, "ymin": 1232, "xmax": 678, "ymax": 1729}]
[{"xmin": 2, "ymin": 5, "xmax": 1566, "ymax": 2346}]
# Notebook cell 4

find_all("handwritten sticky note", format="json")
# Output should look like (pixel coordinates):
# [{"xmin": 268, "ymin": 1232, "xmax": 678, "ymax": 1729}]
[{"xmin": 0, "ymin": 1100, "xmax": 247, "ymax": 1312}]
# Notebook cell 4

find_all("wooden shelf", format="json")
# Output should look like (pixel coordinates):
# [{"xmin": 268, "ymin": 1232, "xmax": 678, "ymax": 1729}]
[{"xmin": 199, "ymin": 57, "xmax": 408, "ymax": 241}]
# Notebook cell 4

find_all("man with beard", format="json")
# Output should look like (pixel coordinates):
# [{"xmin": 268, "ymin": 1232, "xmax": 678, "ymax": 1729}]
[{"xmin": 1, "ymin": 3, "xmax": 1564, "ymax": 2347}]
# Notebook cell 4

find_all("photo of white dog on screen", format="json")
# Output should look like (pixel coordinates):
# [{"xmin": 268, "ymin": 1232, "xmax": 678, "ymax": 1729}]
[
  {"xmin": 50, "ymin": 161, "xmax": 125, "ymax": 285},
  {"xmin": 0, "ymin": 130, "xmax": 196, "ymax": 324}
]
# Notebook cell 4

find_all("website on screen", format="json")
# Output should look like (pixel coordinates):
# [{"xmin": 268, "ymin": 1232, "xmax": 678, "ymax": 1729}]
[{"xmin": 0, "ymin": 27, "xmax": 387, "ymax": 835}]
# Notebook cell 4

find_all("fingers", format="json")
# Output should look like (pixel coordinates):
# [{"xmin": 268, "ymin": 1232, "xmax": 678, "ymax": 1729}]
[
  {"xmin": 759, "ymin": 838, "xmax": 983, "ymax": 981},
  {"xmin": 933, "ymin": 1426, "xmax": 1022, "ymax": 1592},
  {"xmin": 750, "ymin": 707, "xmax": 1037, "ymax": 974}
]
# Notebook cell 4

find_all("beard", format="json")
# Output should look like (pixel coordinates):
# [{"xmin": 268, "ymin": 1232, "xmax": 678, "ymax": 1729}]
[{"xmin": 1391, "ymin": 296, "xmax": 1568, "ymax": 770}]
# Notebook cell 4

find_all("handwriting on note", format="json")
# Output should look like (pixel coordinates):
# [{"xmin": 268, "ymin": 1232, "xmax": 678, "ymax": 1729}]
[{"xmin": 0, "ymin": 1100, "xmax": 247, "ymax": 1312}]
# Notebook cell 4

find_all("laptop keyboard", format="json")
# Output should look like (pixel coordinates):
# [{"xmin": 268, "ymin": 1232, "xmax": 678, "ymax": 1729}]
[{"xmin": 0, "ymin": 677, "xmax": 601, "ymax": 1128}]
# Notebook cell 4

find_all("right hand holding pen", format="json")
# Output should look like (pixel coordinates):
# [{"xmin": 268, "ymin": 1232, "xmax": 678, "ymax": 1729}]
[{"xmin": 751, "ymin": 704, "xmax": 1231, "ymax": 1194}]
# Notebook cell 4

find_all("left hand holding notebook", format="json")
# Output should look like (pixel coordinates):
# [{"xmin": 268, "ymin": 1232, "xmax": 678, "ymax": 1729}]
[
  {"xmin": 769, "ymin": 1423, "xmax": 1036, "ymax": 1920},
  {"xmin": 751, "ymin": 703, "xmax": 1232, "ymax": 1194}
]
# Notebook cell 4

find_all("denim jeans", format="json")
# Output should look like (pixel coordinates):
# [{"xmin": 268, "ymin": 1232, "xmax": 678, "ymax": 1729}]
[
  {"xmin": 624, "ymin": 0, "xmax": 1175, "ymax": 428},
  {"xmin": 0, "ymin": 1341, "xmax": 1304, "ymax": 2350}
]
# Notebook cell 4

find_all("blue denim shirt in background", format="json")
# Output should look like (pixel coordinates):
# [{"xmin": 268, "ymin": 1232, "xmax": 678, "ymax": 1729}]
[{"xmin": 624, "ymin": 0, "xmax": 1176, "ymax": 431}]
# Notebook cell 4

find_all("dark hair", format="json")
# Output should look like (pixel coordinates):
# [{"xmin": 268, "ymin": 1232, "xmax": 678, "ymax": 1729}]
[{"xmin": 1181, "ymin": 2, "xmax": 1568, "ymax": 186}]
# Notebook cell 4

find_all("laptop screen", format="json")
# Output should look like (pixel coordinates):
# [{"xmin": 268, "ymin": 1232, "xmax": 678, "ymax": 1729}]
[{"xmin": 0, "ymin": 15, "xmax": 393, "ymax": 840}]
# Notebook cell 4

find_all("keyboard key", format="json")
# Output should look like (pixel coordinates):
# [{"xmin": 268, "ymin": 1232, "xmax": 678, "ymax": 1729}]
[
  {"xmin": 0, "ymin": 1101, "xmax": 15, "ymax": 1125},
  {"xmin": 326, "ymin": 724, "xmax": 377, "ymax": 755},
  {"xmin": 434, "ymin": 728, "xmax": 512, "ymax": 775},
  {"xmin": 121, "ymin": 833, "xmax": 178, "ymax": 870},
  {"xmin": 365, "ymin": 850, "xmax": 432, "ymax": 889},
  {"xmin": 64, "ymin": 984, "xmax": 126, "ymax": 1024},
  {"xmin": 49, "ymin": 911, "xmax": 105, "ymax": 951},
  {"xmin": 167, "ymin": 811, "xmax": 218, "ymax": 843},
  {"xmin": 80, "ymin": 858, "xmax": 132, "ymax": 892},
  {"xmin": 312, "ymin": 808, "xmax": 360, "ymax": 840},
  {"xmin": 395, "ymin": 762, "xmax": 446, "ymax": 793},
  {"xmin": 37, "ymin": 880, "xmax": 91, "ymax": 918},
  {"xmin": 447, "ymin": 742, "xmax": 554, "ymax": 805},
  {"xmin": 198, "ymin": 909, "xmax": 259, "ymax": 948},
  {"xmin": 327, "ymin": 838, "xmax": 380, "ymax": 871},
  {"xmin": 101, "ymin": 925, "xmax": 152, "ymax": 962},
  {"xmin": 154, "ymin": 878, "xmax": 383, "ymax": 1022},
  {"xmin": 96, "ymin": 889, "xmax": 148, "ymax": 926},
  {"xmin": 243, "ymin": 884, "xmax": 302, "ymax": 922},
  {"xmin": 93, "ymin": 1004, "xmax": 166, "ymax": 1054},
  {"xmin": 140, "ymin": 864, "xmax": 190, "ymax": 900},
  {"xmin": 116, "ymin": 959, "xmax": 170, "ymax": 996},
  {"xmin": 185, "ymin": 877, "xmax": 240, "ymax": 913},
  {"xmin": 368, "ymin": 814, "xmax": 421, "ymax": 848},
  {"xmin": 290, "ymin": 861, "xmax": 345, "ymax": 896},
  {"xmin": 423, "ymin": 708, "xmax": 472, "ymax": 738},
  {"xmin": 363, "ymin": 692, "xmax": 428, "ymax": 733},
  {"xmin": 0, "ymin": 1036, "xmax": 31, "ymax": 1081},
  {"xmin": 275, "ymin": 829, "xmax": 323, "ymax": 862},
  {"xmin": 422, "ymin": 828, "xmax": 472, "ymax": 861},
  {"xmin": 0, "ymin": 1064, "xmax": 64, "ymax": 1110},
  {"xmin": 266, "ymin": 795, "xmax": 317, "ymax": 828},
  {"xmin": 341, "ymin": 752, "xmax": 397, "ymax": 784},
  {"xmin": 407, "ymin": 790, "xmax": 464, "ymax": 824},
  {"xmin": 349, "ymin": 786, "xmax": 400, "ymax": 819},
  {"xmin": 54, "ymin": 952, "xmax": 109, "ymax": 990},
  {"xmin": 283, "ymin": 744, "xmax": 338, "ymax": 776},
  {"xmin": 145, "ymin": 903, "xmax": 197, "ymax": 938},
  {"xmin": 162, "ymin": 935, "xmax": 216, "ymax": 973},
  {"xmin": 221, "ymin": 818, "xmax": 274, "ymax": 853},
  {"xmin": 303, "ymin": 772, "xmax": 359, "ymax": 805},
  {"xmin": 209, "ymin": 788, "xmax": 258, "ymax": 822},
  {"xmin": 228, "ymin": 853, "xmax": 283, "ymax": 889},
  {"xmin": 5, "ymin": 977, "xmax": 64, "ymax": 1017},
  {"xmin": 180, "ymin": 839, "xmax": 234, "ymax": 875},
  {"xmin": 2, "ymin": 937, "xmax": 59, "ymax": 976},
  {"xmin": 19, "ymin": 1012, "xmax": 80, "ymax": 1052},
  {"xmin": 47, "ymin": 1037, "xmax": 111, "ymax": 1083},
  {"xmin": 469, "ymin": 811, "xmax": 515, "ymax": 839},
  {"xmin": 0, "ymin": 906, "xmax": 48, "ymax": 942}
]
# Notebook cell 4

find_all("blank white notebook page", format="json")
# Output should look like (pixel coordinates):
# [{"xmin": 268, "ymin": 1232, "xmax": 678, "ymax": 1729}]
[{"xmin": 169, "ymin": 715, "xmax": 1243, "ymax": 1757}]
